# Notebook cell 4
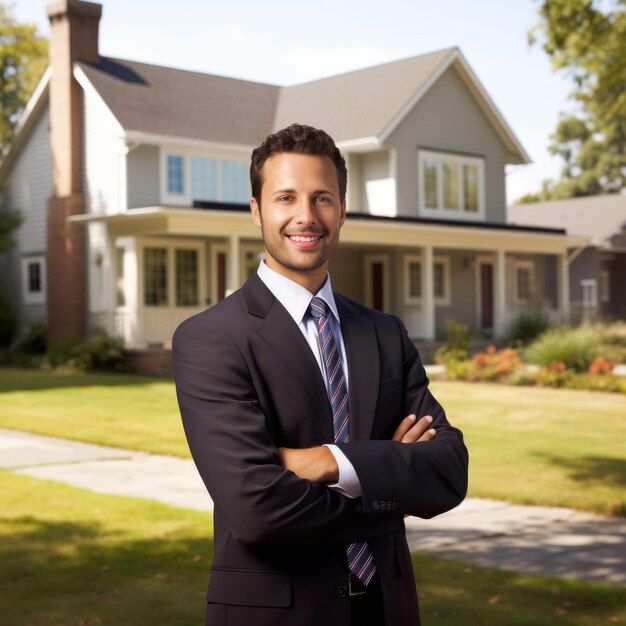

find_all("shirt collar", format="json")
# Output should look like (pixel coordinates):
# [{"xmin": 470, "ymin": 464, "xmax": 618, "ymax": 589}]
[{"xmin": 257, "ymin": 260, "xmax": 341, "ymax": 325}]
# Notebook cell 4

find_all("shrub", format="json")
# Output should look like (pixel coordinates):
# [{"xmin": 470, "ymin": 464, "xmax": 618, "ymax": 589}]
[
  {"xmin": 508, "ymin": 310, "xmax": 550, "ymax": 346},
  {"xmin": 525, "ymin": 325, "xmax": 601, "ymax": 373},
  {"xmin": 594, "ymin": 321, "xmax": 626, "ymax": 364},
  {"xmin": 435, "ymin": 320, "xmax": 471, "ymax": 365},
  {"xmin": 45, "ymin": 330, "xmax": 126, "ymax": 372},
  {"xmin": 16, "ymin": 323, "xmax": 48, "ymax": 355},
  {"xmin": 469, "ymin": 345, "xmax": 524, "ymax": 382},
  {"xmin": 444, "ymin": 319, "xmax": 471, "ymax": 353}
]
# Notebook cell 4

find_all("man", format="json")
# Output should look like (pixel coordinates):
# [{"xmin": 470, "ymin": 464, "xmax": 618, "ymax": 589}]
[{"xmin": 172, "ymin": 123, "xmax": 468, "ymax": 626}]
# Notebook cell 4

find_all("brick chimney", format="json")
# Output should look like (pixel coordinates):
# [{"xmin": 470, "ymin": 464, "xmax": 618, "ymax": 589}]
[{"xmin": 45, "ymin": 0, "xmax": 102, "ymax": 343}]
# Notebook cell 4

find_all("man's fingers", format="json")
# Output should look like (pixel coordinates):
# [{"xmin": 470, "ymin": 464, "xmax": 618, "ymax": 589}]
[
  {"xmin": 401, "ymin": 415, "xmax": 434, "ymax": 443},
  {"xmin": 392, "ymin": 414, "xmax": 417, "ymax": 442}
]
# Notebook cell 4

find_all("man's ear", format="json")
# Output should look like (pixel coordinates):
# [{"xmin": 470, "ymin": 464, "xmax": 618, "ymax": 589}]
[
  {"xmin": 250, "ymin": 197, "xmax": 262, "ymax": 228},
  {"xmin": 339, "ymin": 198, "xmax": 347, "ymax": 227}
]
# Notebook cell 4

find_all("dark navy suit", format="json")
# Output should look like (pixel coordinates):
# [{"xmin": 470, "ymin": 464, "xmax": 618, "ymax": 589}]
[{"xmin": 172, "ymin": 273, "xmax": 468, "ymax": 626}]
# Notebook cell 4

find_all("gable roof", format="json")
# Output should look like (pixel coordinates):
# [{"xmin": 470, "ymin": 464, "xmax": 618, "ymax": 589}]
[
  {"xmin": 77, "ymin": 57, "xmax": 280, "ymax": 146},
  {"xmin": 74, "ymin": 48, "xmax": 528, "ymax": 162},
  {"xmin": 3, "ymin": 46, "xmax": 529, "ymax": 173},
  {"xmin": 508, "ymin": 194, "xmax": 626, "ymax": 247},
  {"xmin": 274, "ymin": 49, "xmax": 453, "ymax": 143}
]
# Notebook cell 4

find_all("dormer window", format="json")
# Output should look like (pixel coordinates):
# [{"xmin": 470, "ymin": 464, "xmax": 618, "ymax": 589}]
[{"xmin": 418, "ymin": 150, "xmax": 484, "ymax": 219}]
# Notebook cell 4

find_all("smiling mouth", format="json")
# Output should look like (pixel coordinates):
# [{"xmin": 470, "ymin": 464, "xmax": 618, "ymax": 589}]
[{"xmin": 288, "ymin": 235, "xmax": 322, "ymax": 242}]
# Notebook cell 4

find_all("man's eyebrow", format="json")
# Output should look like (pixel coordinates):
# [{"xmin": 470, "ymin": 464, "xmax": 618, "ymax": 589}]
[{"xmin": 271, "ymin": 188, "xmax": 336, "ymax": 196}]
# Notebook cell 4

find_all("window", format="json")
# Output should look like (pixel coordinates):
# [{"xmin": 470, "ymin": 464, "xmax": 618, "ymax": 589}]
[
  {"xmin": 221, "ymin": 161, "xmax": 249, "ymax": 203},
  {"xmin": 404, "ymin": 255, "xmax": 450, "ymax": 305},
  {"xmin": 143, "ymin": 243, "xmax": 203, "ymax": 307},
  {"xmin": 144, "ymin": 248, "xmax": 168, "ymax": 306},
  {"xmin": 581, "ymin": 279, "xmax": 598, "ymax": 309},
  {"xmin": 164, "ymin": 151, "xmax": 250, "ymax": 205},
  {"xmin": 21, "ymin": 256, "xmax": 46, "ymax": 305},
  {"xmin": 514, "ymin": 261, "xmax": 534, "ymax": 304},
  {"xmin": 166, "ymin": 155, "xmax": 184, "ymax": 194},
  {"xmin": 176, "ymin": 249, "xmax": 199, "ymax": 306},
  {"xmin": 418, "ymin": 150, "xmax": 484, "ymax": 217},
  {"xmin": 600, "ymin": 270, "xmax": 610, "ymax": 303},
  {"xmin": 191, "ymin": 157, "xmax": 217, "ymax": 202}
]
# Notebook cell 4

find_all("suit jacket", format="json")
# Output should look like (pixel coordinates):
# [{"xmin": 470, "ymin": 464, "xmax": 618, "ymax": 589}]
[{"xmin": 172, "ymin": 273, "xmax": 468, "ymax": 626}]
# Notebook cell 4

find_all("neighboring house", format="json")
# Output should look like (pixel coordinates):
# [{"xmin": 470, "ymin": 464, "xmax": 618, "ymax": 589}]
[
  {"xmin": 509, "ymin": 194, "xmax": 626, "ymax": 323},
  {"xmin": 0, "ymin": 0, "xmax": 583, "ymax": 365}
]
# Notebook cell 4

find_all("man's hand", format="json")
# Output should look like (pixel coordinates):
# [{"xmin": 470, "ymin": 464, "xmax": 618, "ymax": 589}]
[
  {"xmin": 279, "ymin": 414, "xmax": 435, "ymax": 483},
  {"xmin": 278, "ymin": 446, "xmax": 339, "ymax": 483},
  {"xmin": 392, "ymin": 414, "xmax": 436, "ymax": 443}
]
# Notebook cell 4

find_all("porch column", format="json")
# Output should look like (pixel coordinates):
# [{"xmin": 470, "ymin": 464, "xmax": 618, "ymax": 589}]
[
  {"xmin": 493, "ymin": 249, "xmax": 507, "ymax": 339},
  {"xmin": 559, "ymin": 253, "xmax": 570, "ymax": 323},
  {"xmin": 422, "ymin": 245, "xmax": 435, "ymax": 340},
  {"xmin": 108, "ymin": 235, "xmax": 117, "ymax": 338},
  {"xmin": 227, "ymin": 235, "xmax": 240, "ymax": 296}
]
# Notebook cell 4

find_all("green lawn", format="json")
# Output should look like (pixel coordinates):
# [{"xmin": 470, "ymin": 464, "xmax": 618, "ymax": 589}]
[
  {"xmin": 1, "ymin": 368, "xmax": 625, "ymax": 515},
  {"xmin": 1, "ymin": 471, "xmax": 624, "ymax": 626},
  {"xmin": 0, "ymin": 368, "xmax": 189, "ymax": 457},
  {"xmin": 430, "ymin": 381, "xmax": 626, "ymax": 516}
]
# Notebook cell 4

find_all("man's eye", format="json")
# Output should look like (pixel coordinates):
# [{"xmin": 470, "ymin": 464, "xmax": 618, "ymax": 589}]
[
  {"xmin": 315, "ymin": 196, "xmax": 331, "ymax": 203},
  {"xmin": 277, "ymin": 195, "xmax": 293, "ymax": 202}
]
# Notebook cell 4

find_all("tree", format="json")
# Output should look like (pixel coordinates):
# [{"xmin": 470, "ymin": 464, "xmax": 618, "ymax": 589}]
[
  {"xmin": 520, "ymin": 0, "xmax": 626, "ymax": 202},
  {"xmin": 0, "ymin": 1, "xmax": 48, "ymax": 156}
]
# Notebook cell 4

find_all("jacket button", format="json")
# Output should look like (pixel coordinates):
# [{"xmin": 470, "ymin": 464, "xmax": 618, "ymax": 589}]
[{"xmin": 336, "ymin": 585, "xmax": 348, "ymax": 598}]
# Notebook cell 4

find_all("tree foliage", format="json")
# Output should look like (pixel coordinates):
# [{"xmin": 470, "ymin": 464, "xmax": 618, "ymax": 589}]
[
  {"xmin": 521, "ymin": 0, "xmax": 626, "ymax": 202},
  {"xmin": 0, "ymin": 1, "xmax": 48, "ymax": 155}
]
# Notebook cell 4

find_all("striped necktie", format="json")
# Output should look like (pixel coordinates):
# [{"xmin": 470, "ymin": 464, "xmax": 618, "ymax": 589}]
[{"xmin": 309, "ymin": 297, "xmax": 376, "ymax": 586}]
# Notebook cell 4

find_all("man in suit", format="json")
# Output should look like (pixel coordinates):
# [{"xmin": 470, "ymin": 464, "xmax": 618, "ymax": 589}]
[{"xmin": 172, "ymin": 123, "xmax": 468, "ymax": 626}]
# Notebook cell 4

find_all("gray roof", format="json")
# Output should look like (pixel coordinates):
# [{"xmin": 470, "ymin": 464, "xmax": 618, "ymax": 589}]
[
  {"xmin": 75, "ymin": 48, "xmax": 526, "ymax": 161},
  {"xmin": 273, "ymin": 49, "xmax": 454, "ymax": 142},
  {"xmin": 508, "ymin": 194, "xmax": 626, "ymax": 246},
  {"xmin": 78, "ymin": 58, "xmax": 280, "ymax": 145}
]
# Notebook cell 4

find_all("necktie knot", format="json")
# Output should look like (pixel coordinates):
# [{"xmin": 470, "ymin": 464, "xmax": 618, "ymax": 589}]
[{"xmin": 309, "ymin": 297, "xmax": 328, "ymax": 320}]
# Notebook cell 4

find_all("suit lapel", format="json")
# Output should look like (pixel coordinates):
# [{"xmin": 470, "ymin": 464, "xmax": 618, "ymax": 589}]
[
  {"xmin": 336, "ymin": 296, "xmax": 380, "ymax": 441},
  {"xmin": 243, "ymin": 275, "xmax": 335, "ymax": 443}
]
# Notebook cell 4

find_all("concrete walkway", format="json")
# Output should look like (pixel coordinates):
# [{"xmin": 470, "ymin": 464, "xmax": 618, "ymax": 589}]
[{"xmin": 1, "ymin": 428, "xmax": 624, "ymax": 585}]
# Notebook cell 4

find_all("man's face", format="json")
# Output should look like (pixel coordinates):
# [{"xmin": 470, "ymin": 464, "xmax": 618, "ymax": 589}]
[{"xmin": 250, "ymin": 152, "xmax": 346, "ymax": 292}]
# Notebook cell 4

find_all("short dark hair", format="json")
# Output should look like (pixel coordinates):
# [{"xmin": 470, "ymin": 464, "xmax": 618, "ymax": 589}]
[{"xmin": 250, "ymin": 123, "xmax": 347, "ymax": 204}]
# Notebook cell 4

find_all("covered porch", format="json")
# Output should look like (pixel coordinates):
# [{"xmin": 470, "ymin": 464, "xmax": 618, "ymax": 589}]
[{"xmin": 70, "ymin": 206, "xmax": 584, "ymax": 347}]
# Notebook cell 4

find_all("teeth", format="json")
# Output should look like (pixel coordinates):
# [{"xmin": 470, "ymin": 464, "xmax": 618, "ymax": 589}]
[{"xmin": 290, "ymin": 235, "xmax": 320, "ymax": 242}]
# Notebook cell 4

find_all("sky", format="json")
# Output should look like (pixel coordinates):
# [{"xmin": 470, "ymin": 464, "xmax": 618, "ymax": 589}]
[{"xmin": 12, "ymin": 0, "xmax": 575, "ymax": 205}]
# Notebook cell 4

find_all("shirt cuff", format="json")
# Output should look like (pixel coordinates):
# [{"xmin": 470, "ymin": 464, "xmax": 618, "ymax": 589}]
[{"xmin": 323, "ymin": 444, "xmax": 362, "ymax": 498}]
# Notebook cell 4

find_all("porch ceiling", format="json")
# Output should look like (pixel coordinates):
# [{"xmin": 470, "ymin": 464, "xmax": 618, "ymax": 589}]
[{"xmin": 68, "ymin": 206, "xmax": 587, "ymax": 254}]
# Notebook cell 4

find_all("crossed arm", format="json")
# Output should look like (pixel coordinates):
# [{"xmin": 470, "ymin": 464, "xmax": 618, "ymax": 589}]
[{"xmin": 278, "ymin": 414, "xmax": 437, "ymax": 483}]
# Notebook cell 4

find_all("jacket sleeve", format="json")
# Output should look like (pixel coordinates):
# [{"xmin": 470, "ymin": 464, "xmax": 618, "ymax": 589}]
[
  {"xmin": 172, "ymin": 314, "xmax": 402, "ymax": 545},
  {"xmin": 337, "ymin": 316, "xmax": 469, "ymax": 519}
]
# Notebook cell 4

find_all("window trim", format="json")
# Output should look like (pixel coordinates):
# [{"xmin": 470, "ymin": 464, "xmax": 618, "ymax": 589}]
[
  {"xmin": 21, "ymin": 255, "xmax": 46, "ymax": 305},
  {"xmin": 513, "ymin": 260, "xmax": 534, "ymax": 305},
  {"xmin": 403, "ymin": 254, "xmax": 451, "ymax": 306},
  {"xmin": 599, "ymin": 270, "xmax": 610, "ymax": 304},
  {"xmin": 581, "ymin": 278, "xmax": 598, "ymax": 309},
  {"xmin": 417, "ymin": 150, "xmax": 485, "ymax": 220}
]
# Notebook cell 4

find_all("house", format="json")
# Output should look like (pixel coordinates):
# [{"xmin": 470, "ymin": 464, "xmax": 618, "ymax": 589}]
[
  {"xmin": 0, "ymin": 0, "xmax": 584, "ymax": 368},
  {"xmin": 509, "ymin": 195, "xmax": 626, "ymax": 323}
]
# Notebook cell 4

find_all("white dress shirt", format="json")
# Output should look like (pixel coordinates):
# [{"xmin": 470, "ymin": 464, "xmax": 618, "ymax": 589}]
[{"xmin": 257, "ymin": 261, "xmax": 361, "ymax": 498}]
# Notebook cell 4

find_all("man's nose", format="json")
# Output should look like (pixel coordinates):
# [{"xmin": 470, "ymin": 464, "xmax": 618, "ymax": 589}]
[{"xmin": 295, "ymin": 198, "xmax": 318, "ymax": 224}]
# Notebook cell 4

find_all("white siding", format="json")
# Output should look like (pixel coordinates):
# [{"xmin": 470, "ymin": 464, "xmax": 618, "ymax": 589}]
[
  {"xmin": 4, "ymin": 107, "xmax": 52, "ymax": 254},
  {"xmin": 81, "ymin": 87, "xmax": 126, "ymax": 327},
  {"xmin": 127, "ymin": 145, "xmax": 160, "ymax": 208},
  {"xmin": 1, "ymin": 107, "xmax": 52, "ymax": 330}
]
